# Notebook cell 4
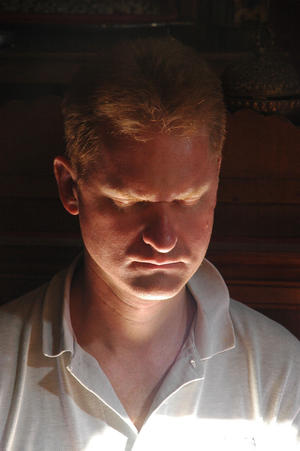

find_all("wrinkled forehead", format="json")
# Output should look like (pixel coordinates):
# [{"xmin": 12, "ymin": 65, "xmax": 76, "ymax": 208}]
[
  {"xmin": 101, "ymin": 128, "xmax": 214, "ymax": 164},
  {"xmin": 86, "ymin": 132, "xmax": 220, "ymax": 199}
]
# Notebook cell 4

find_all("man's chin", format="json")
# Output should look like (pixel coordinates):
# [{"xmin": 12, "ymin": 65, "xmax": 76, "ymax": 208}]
[{"xmin": 127, "ymin": 273, "xmax": 188, "ymax": 301}]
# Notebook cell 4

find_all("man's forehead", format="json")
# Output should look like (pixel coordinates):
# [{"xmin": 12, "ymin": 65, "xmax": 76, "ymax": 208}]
[
  {"xmin": 100, "ymin": 131, "xmax": 210, "ymax": 160},
  {"xmin": 99, "ymin": 133, "xmax": 214, "ymax": 171},
  {"xmin": 85, "ymin": 131, "xmax": 219, "ymax": 199}
]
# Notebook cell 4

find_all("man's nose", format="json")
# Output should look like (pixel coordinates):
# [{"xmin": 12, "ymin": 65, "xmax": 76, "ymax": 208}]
[{"xmin": 142, "ymin": 204, "xmax": 178, "ymax": 253}]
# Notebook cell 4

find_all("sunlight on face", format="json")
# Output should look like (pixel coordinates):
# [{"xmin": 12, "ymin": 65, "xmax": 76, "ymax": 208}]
[
  {"xmin": 84, "ymin": 417, "xmax": 299, "ymax": 451},
  {"xmin": 75, "ymin": 133, "xmax": 220, "ymax": 304}
]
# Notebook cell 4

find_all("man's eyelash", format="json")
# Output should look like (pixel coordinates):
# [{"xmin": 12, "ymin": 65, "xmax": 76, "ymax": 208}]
[
  {"xmin": 112, "ymin": 199, "xmax": 138, "ymax": 208},
  {"xmin": 177, "ymin": 198, "xmax": 200, "ymax": 206},
  {"xmin": 112, "ymin": 198, "xmax": 200, "ymax": 209}
]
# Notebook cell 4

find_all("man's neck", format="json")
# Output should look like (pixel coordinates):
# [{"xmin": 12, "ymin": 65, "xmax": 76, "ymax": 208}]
[
  {"xmin": 69, "ymin": 259, "xmax": 196, "ymax": 430},
  {"xmin": 70, "ymin": 260, "xmax": 195, "ymax": 357}
]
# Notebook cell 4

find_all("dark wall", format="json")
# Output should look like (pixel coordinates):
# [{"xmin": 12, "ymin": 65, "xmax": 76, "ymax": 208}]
[{"xmin": 0, "ymin": 0, "xmax": 299, "ymax": 337}]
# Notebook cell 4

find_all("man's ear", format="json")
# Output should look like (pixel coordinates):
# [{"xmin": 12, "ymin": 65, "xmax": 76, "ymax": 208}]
[
  {"xmin": 53, "ymin": 156, "xmax": 79, "ymax": 216},
  {"xmin": 217, "ymin": 154, "xmax": 222, "ymax": 172}
]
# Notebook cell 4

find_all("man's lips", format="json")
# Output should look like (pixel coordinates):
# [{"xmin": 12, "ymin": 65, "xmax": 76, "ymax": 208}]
[{"xmin": 130, "ymin": 259, "xmax": 184, "ymax": 269}]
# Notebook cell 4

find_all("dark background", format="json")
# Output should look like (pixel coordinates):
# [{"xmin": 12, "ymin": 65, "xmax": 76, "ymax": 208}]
[{"xmin": 0, "ymin": 0, "xmax": 299, "ymax": 337}]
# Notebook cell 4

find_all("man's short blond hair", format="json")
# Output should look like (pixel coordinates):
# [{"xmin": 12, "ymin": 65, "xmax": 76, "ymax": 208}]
[{"xmin": 62, "ymin": 37, "xmax": 226, "ymax": 177}]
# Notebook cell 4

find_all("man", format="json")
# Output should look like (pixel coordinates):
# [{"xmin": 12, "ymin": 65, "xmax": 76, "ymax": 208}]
[{"xmin": 0, "ymin": 38, "xmax": 299, "ymax": 450}]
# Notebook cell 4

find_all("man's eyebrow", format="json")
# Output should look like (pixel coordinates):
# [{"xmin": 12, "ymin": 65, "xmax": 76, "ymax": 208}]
[
  {"xmin": 175, "ymin": 184, "xmax": 210, "ymax": 200},
  {"xmin": 100, "ymin": 183, "xmax": 210, "ymax": 201},
  {"xmin": 100, "ymin": 186, "xmax": 146, "ymax": 200}
]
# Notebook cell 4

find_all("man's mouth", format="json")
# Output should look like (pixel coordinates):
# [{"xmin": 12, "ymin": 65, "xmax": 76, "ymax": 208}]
[{"xmin": 131, "ymin": 260, "xmax": 184, "ymax": 270}]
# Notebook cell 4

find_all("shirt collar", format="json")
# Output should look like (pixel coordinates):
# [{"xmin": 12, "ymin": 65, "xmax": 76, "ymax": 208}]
[
  {"xmin": 42, "ymin": 257, "xmax": 235, "ymax": 360},
  {"xmin": 187, "ymin": 259, "xmax": 235, "ymax": 360},
  {"xmin": 42, "ymin": 257, "xmax": 78, "ymax": 358}
]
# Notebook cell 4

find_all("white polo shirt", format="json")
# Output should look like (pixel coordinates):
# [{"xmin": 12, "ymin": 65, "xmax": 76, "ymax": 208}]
[{"xmin": 0, "ymin": 258, "xmax": 299, "ymax": 450}]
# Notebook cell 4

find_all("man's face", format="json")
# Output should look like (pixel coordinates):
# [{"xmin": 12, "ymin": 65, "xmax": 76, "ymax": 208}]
[{"xmin": 73, "ymin": 132, "xmax": 220, "ymax": 302}]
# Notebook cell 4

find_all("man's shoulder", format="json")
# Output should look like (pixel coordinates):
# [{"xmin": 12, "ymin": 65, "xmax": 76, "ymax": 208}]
[
  {"xmin": 0, "ymin": 284, "xmax": 48, "ymax": 338},
  {"xmin": 0, "ymin": 266, "xmax": 67, "ymax": 338},
  {"xmin": 229, "ymin": 298, "xmax": 300, "ymax": 361},
  {"xmin": 0, "ymin": 284, "xmax": 47, "ymax": 316},
  {"xmin": 229, "ymin": 299, "xmax": 300, "ymax": 428}
]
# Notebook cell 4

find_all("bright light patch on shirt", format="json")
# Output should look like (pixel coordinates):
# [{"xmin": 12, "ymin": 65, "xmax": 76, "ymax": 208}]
[
  {"xmin": 84, "ymin": 417, "xmax": 299, "ymax": 451},
  {"xmin": 140, "ymin": 417, "xmax": 299, "ymax": 451},
  {"xmin": 84, "ymin": 427, "xmax": 128, "ymax": 450}
]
